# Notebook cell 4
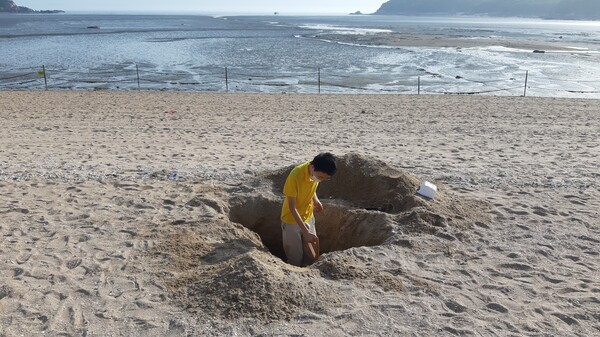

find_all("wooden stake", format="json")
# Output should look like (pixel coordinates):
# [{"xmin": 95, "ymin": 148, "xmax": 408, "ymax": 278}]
[
  {"xmin": 42, "ymin": 65, "xmax": 48, "ymax": 90},
  {"xmin": 318, "ymin": 66, "xmax": 321, "ymax": 94},
  {"xmin": 523, "ymin": 70, "xmax": 528, "ymax": 97},
  {"xmin": 136, "ymin": 64, "xmax": 140, "ymax": 89},
  {"xmin": 225, "ymin": 67, "xmax": 229, "ymax": 92}
]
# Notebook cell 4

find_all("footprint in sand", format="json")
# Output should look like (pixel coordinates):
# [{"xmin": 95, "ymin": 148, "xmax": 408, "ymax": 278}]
[
  {"xmin": 0, "ymin": 285, "xmax": 12, "ymax": 300},
  {"xmin": 10, "ymin": 208, "xmax": 30, "ymax": 214},
  {"xmin": 564, "ymin": 255, "xmax": 580, "ymax": 262},
  {"xmin": 498, "ymin": 263, "xmax": 533, "ymax": 271},
  {"xmin": 486, "ymin": 302, "xmax": 509, "ymax": 313},
  {"xmin": 578, "ymin": 235, "xmax": 600, "ymax": 244},
  {"xmin": 540, "ymin": 274, "xmax": 564, "ymax": 284},
  {"xmin": 66, "ymin": 258, "xmax": 82, "ymax": 270},
  {"xmin": 445, "ymin": 300, "xmax": 468, "ymax": 313},
  {"xmin": 551, "ymin": 312, "xmax": 579, "ymax": 326},
  {"xmin": 163, "ymin": 199, "xmax": 176, "ymax": 206},
  {"xmin": 49, "ymin": 303, "xmax": 86, "ymax": 333},
  {"xmin": 14, "ymin": 267, "xmax": 25, "ymax": 277},
  {"xmin": 563, "ymin": 194, "xmax": 587, "ymax": 205},
  {"xmin": 532, "ymin": 207, "xmax": 549, "ymax": 216},
  {"xmin": 16, "ymin": 253, "xmax": 31, "ymax": 264},
  {"xmin": 504, "ymin": 207, "xmax": 529, "ymax": 216},
  {"xmin": 474, "ymin": 221, "xmax": 490, "ymax": 229}
]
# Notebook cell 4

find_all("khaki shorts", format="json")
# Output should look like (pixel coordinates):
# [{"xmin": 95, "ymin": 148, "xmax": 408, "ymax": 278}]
[{"xmin": 281, "ymin": 217, "xmax": 316, "ymax": 266}]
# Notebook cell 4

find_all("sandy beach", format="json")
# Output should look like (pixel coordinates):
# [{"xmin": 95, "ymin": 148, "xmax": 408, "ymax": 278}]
[{"xmin": 0, "ymin": 91, "xmax": 598, "ymax": 336}]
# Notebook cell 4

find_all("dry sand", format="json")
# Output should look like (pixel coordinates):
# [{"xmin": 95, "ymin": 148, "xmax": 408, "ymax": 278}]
[{"xmin": 0, "ymin": 91, "xmax": 598, "ymax": 336}]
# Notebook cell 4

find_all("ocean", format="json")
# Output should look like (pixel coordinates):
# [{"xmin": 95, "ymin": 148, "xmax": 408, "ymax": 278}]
[{"xmin": 1, "ymin": 13, "xmax": 600, "ymax": 97}]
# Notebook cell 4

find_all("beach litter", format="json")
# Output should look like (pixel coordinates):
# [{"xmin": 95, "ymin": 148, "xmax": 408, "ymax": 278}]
[{"xmin": 416, "ymin": 181, "xmax": 437, "ymax": 199}]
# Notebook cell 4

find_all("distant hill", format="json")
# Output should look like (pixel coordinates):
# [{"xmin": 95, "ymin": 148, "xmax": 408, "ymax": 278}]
[
  {"xmin": 0, "ymin": 0, "xmax": 64, "ymax": 13},
  {"xmin": 0, "ymin": 0, "xmax": 33, "ymax": 13},
  {"xmin": 374, "ymin": 0, "xmax": 600, "ymax": 20}
]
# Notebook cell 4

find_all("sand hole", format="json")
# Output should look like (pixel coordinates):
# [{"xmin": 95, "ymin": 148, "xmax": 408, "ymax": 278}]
[
  {"xmin": 228, "ymin": 196, "xmax": 394, "ymax": 262},
  {"xmin": 228, "ymin": 154, "xmax": 426, "ymax": 263},
  {"xmin": 228, "ymin": 196, "xmax": 285, "ymax": 259}
]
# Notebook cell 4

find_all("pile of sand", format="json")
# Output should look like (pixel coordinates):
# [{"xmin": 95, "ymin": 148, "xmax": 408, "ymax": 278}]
[{"xmin": 148, "ymin": 153, "xmax": 489, "ymax": 321}]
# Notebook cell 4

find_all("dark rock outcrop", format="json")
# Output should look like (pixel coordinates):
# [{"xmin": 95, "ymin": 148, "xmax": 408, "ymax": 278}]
[
  {"xmin": 0, "ymin": 0, "xmax": 64, "ymax": 13},
  {"xmin": 0, "ymin": 0, "xmax": 34, "ymax": 13}
]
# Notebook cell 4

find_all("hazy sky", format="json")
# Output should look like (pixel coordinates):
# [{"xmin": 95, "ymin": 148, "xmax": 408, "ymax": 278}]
[{"xmin": 19, "ymin": 0, "xmax": 386, "ymax": 14}]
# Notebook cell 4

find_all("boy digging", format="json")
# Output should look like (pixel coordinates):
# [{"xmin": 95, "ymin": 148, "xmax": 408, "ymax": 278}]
[{"xmin": 280, "ymin": 153, "xmax": 337, "ymax": 266}]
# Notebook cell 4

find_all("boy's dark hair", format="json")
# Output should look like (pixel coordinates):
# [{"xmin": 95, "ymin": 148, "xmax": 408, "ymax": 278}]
[{"xmin": 311, "ymin": 152, "xmax": 337, "ymax": 176}]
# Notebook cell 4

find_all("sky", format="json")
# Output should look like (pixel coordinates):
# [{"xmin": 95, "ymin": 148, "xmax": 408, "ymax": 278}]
[{"xmin": 19, "ymin": 0, "xmax": 387, "ymax": 14}]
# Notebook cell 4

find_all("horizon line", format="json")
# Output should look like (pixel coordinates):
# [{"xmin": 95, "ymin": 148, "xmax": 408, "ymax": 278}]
[{"xmin": 26, "ymin": 10, "xmax": 373, "ymax": 16}]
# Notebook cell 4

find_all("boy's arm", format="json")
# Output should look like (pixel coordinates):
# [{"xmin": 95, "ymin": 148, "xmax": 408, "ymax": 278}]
[
  {"xmin": 312, "ymin": 194, "xmax": 323, "ymax": 213},
  {"xmin": 288, "ymin": 197, "xmax": 318, "ymax": 242}
]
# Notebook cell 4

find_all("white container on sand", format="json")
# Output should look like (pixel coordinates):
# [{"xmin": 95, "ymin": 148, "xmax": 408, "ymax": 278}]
[{"xmin": 416, "ymin": 181, "xmax": 437, "ymax": 199}]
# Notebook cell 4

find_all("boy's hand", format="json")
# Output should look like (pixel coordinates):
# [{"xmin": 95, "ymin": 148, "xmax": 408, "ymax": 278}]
[
  {"xmin": 303, "ymin": 232, "xmax": 318, "ymax": 244},
  {"xmin": 314, "ymin": 200, "xmax": 323, "ymax": 213}
]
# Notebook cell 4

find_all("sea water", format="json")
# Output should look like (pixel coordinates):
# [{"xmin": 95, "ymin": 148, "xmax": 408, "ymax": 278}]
[{"xmin": 1, "ymin": 13, "xmax": 599, "ymax": 97}]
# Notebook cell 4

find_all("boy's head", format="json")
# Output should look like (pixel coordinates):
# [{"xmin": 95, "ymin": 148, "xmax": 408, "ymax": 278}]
[{"xmin": 310, "ymin": 152, "xmax": 337, "ymax": 181}]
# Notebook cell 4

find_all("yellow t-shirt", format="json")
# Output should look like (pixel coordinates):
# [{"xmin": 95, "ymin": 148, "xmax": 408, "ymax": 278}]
[{"xmin": 280, "ymin": 161, "xmax": 319, "ymax": 225}]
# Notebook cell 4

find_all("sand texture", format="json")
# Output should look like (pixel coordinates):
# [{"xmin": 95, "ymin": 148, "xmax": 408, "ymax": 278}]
[{"xmin": 0, "ymin": 91, "xmax": 599, "ymax": 336}]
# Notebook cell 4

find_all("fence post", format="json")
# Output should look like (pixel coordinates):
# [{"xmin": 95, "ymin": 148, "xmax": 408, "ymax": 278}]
[
  {"xmin": 523, "ymin": 70, "xmax": 528, "ymax": 97},
  {"xmin": 318, "ymin": 66, "xmax": 321, "ymax": 94},
  {"xmin": 418, "ymin": 76, "xmax": 420, "ymax": 95},
  {"xmin": 225, "ymin": 67, "xmax": 229, "ymax": 92},
  {"xmin": 136, "ymin": 64, "xmax": 141, "ymax": 89},
  {"xmin": 42, "ymin": 65, "xmax": 48, "ymax": 90}
]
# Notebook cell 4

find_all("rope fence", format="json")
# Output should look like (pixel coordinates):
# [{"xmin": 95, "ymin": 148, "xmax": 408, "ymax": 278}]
[{"xmin": 1, "ymin": 64, "xmax": 599, "ymax": 97}]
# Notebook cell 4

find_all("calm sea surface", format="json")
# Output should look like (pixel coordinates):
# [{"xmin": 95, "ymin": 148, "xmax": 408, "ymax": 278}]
[{"xmin": 1, "ymin": 13, "xmax": 600, "ymax": 97}]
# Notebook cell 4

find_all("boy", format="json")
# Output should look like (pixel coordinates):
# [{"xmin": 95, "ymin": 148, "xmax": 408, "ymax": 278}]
[{"xmin": 280, "ymin": 153, "xmax": 337, "ymax": 266}]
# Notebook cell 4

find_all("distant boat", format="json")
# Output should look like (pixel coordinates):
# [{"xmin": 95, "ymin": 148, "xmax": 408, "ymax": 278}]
[
  {"xmin": 274, "ymin": 12, "xmax": 279, "ymax": 15},
  {"xmin": 87, "ymin": 26, "xmax": 99, "ymax": 29}
]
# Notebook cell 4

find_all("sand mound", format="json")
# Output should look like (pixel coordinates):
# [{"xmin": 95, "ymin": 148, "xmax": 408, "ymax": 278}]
[
  {"xmin": 172, "ymin": 252, "xmax": 343, "ymax": 320},
  {"xmin": 150, "ymin": 153, "xmax": 489, "ymax": 320},
  {"xmin": 149, "ymin": 218, "xmax": 343, "ymax": 321}
]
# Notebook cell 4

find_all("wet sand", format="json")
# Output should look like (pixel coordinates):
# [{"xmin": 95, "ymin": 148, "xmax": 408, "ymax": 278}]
[{"xmin": 315, "ymin": 32, "xmax": 595, "ymax": 52}]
